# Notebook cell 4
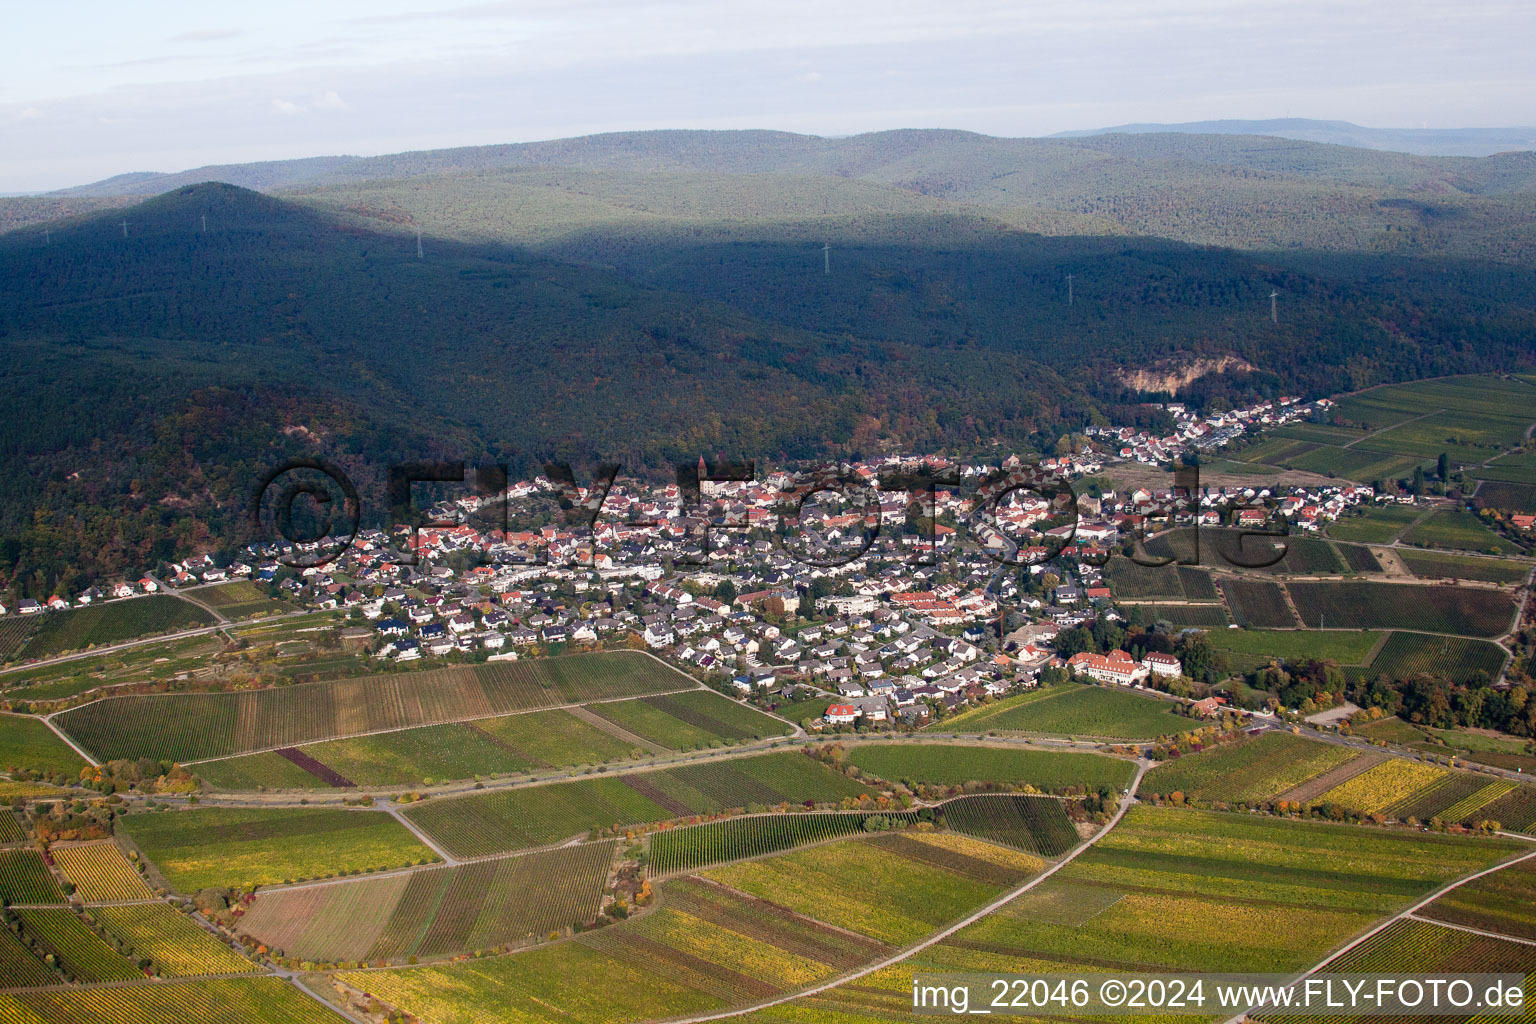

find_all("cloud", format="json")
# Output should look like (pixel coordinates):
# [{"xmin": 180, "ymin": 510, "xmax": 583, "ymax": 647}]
[
  {"xmin": 312, "ymin": 90, "xmax": 351, "ymax": 111},
  {"xmin": 170, "ymin": 28, "xmax": 243, "ymax": 43},
  {"xmin": 796, "ymin": 71, "xmax": 822, "ymax": 83},
  {"xmin": 271, "ymin": 98, "xmax": 306, "ymax": 116}
]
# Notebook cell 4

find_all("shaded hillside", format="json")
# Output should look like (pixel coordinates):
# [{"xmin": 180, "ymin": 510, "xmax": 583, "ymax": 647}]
[{"xmin": 4, "ymin": 182, "xmax": 1536, "ymax": 596}]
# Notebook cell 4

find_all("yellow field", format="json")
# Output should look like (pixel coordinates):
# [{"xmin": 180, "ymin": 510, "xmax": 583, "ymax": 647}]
[
  {"xmin": 1315, "ymin": 760, "xmax": 1449, "ymax": 815},
  {"xmin": 95, "ymin": 904, "xmax": 255, "ymax": 977},
  {"xmin": 53, "ymin": 841, "xmax": 154, "ymax": 901},
  {"xmin": 897, "ymin": 831, "xmax": 1045, "ymax": 875}
]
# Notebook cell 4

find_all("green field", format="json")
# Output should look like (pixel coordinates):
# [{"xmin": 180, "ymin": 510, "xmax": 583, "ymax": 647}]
[
  {"xmin": 1326, "ymin": 504, "xmax": 1422, "ymax": 544},
  {"xmin": 1395, "ymin": 548, "xmax": 1531, "ymax": 584},
  {"xmin": 470, "ymin": 707, "xmax": 648, "ymax": 766},
  {"xmin": 1420, "ymin": 857, "xmax": 1536, "ymax": 940},
  {"xmin": 403, "ymin": 751, "xmax": 877, "ymax": 858},
  {"xmin": 118, "ymin": 806, "xmax": 438, "ymax": 891},
  {"xmin": 1287, "ymin": 581, "xmax": 1515, "ymax": 636},
  {"xmin": 1142, "ymin": 732, "xmax": 1363, "ymax": 804},
  {"xmin": 1400, "ymin": 508, "xmax": 1517, "ymax": 554},
  {"xmin": 5, "ymin": 596, "xmax": 217, "ymax": 662},
  {"xmin": 844, "ymin": 744, "xmax": 1134, "ymax": 791},
  {"xmin": 939, "ymin": 683, "xmax": 1189, "ymax": 739},
  {"xmin": 54, "ymin": 650, "xmax": 697, "ymax": 762},
  {"xmin": 0, "ymin": 713, "xmax": 87, "ymax": 775},
  {"xmin": 236, "ymin": 842, "xmax": 615, "ymax": 963},
  {"xmin": 1105, "ymin": 561, "xmax": 1219, "ymax": 601}
]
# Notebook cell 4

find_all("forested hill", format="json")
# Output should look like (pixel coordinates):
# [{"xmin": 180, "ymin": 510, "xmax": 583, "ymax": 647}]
[
  {"xmin": 25, "ymin": 128, "xmax": 1536, "ymax": 267},
  {"xmin": 3, "ymin": 181, "xmax": 1536, "ymax": 595}
]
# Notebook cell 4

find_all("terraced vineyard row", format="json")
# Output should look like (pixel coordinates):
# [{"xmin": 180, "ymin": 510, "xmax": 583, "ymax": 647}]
[
  {"xmin": 54, "ymin": 650, "xmax": 693, "ymax": 762},
  {"xmin": 941, "ymin": 795, "xmax": 1080, "ymax": 856}
]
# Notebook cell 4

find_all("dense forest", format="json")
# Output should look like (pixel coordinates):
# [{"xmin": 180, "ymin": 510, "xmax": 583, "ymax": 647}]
[{"xmin": 3, "ymin": 126, "xmax": 1536, "ymax": 595}]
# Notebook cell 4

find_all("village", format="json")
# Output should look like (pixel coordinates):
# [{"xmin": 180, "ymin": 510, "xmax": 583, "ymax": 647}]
[{"xmin": 0, "ymin": 395, "xmax": 1414, "ymax": 732}]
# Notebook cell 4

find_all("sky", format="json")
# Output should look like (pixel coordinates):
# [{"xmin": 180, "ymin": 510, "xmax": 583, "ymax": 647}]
[{"xmin": 3, "ymin": 0, "xmax": 1535, "ymax": 192}]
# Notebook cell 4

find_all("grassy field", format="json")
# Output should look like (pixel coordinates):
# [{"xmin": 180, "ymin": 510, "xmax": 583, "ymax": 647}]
[
  {"xmin": 0, "ymin": 713, "xmax": 87, "ymax": 775},
  {"xmin": 1142, "ymin": 732, "xmax": 1362, "ymax": 805},
  {"xmin": 1207, "ymin": 628, "xmax": 1381, "ymax": 666},
  {"xmin": 236, "ymin": 842, "xmax": 614, "ymax": 963},
  {"xmin": 0, "ymin": 977, "xmax": 345, "ymax": 1023},
  {"xmin": 191, "ymin": 580, "xmax": 295, "ymax": 618},
  {"xmin": 938, "ymin": 683, "xmax": 1189, "ymax": 739},
  {"xmin": 1395, "ymin": 548, "xmax": 1531, "ymax": 584},
  {"xmin": 844, "ymin": 744, "xmax": 1134, "ymax": 791},
  {"xmin": 193, "ymin": 752, "xmax": 332, "ymax": 792},
  {"xmin": 1220, "ymin": 579, "xmax": 1300, "ymax": 628},
  {"xmin": 7, "ymin": 596, "xmax": 217, "ymax": 662},
  {"xmin": 118, "ymin": 806, "xmax": 438, "ymax": 891},
  {"xmin": 54, "ymin": 650, "xmax": 696, "ymax": 762},
  {"xmin": 94, "ymin": 903, "xmax": 256, "ymax": 977},
  {"xmin": 403, "ymin": 751, "xmax": 876, "ymax": 858},
  {"xmin": 297, "ymin": 721, "xmax": 538, "ymax": 787},
  {"xmin": 1326, "ymin": 505, "xmax": 1422, "ymax": 544},
  {"xmin": 0, "ymin": 633, "xmax": 226, "ymax": 702},
  {"xmin": 1287, "ymin": 581, "xmax": 1515, "ymax": 636},
  {"xmin": 1400, "ymin": 508, "xmax": 1518, "ymax": 554},
  {"xmin": 470, "ymin": 707, "xmax": 648, "ymax": 766}
]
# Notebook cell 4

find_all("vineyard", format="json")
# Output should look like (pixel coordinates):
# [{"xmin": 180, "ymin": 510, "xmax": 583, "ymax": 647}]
[
  {"xmin": 13, "ymin": 908, "xmax": 141, "ymax": 983},
  {"xmin": 1310, "ymin": 759, "xmax": 1449, "ymax": 815},
  {"xmin": 52, "ymin": 842, "xmax": 154, "ymax": 902},
  {"xmin": 53, "ymin": 649, "xmax": 695, "ymax": 762},
  {"xmin": 94, "ymin": 904, "xmax": 255, "ymax": 977},
  {"xmin": 938, "ymin": 683, "xmax": 1188, "ymax": 739},
  {"xmin": 0, "ymin": 976, "xmax": 343, "ymax": 1023},
  {"xmin": 1396, "ymin": 548, "xmax": 1531, "ymax": 585},
  {"xmin": 844, "ymin": 743, "xmax": 1134, "ymax": 792},
  {"xmin": 940, "ymin": 795, "xmax": 1080, "ymax": 856},
  {"xmin": 586, "ymin": 690, "xmax": 792, "ymax": 751},
  {"xmin": 0, "ymin": 714, "xmax": 88, "ymax": 776},
  {"xmin": 1350, "ymin": 631, "xmax": 1509, "ymax": 684},
  {"xmin": 648, "ymin": 813, "xmax": 918, "ymax": 876},
  {"xmin": 1219, "ymin": 579, "xmax": 1299, "ymax": 628},
  {"xmin": 236, "ymin": 842, "xmax": 614, "ymax": 964},
  {"xmin": 9, "ymin": 597, "xmax": 217, "ymax": 663},
  {"xmin": 0, "ymin": 849, "xmax": 64, "ymax": 904},
  {"xmin": 1142, "ymin": 732, "xmax": 1361, "ymax": 805},
  {"xmin": 1287, "ymin": 581, "xmax": 1515, "ymax": 636},
  {"xmin": 118, "ymin": 806, "xmax": 437, "ymax": 892},
  {"xmin": 1420, "ymin": 857, "xmax": 1536, "ymax": 940},
  {"xmin": 191, "ymin": 581, "xmax": 293, "ymax": 618},
  {"xmin": 403, "ymin": 751, "xmax": 875, "ymax": 858},
  {"xmin": 339, "ymin": 831, "xmax": 1027, "ymax": 1022}
]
